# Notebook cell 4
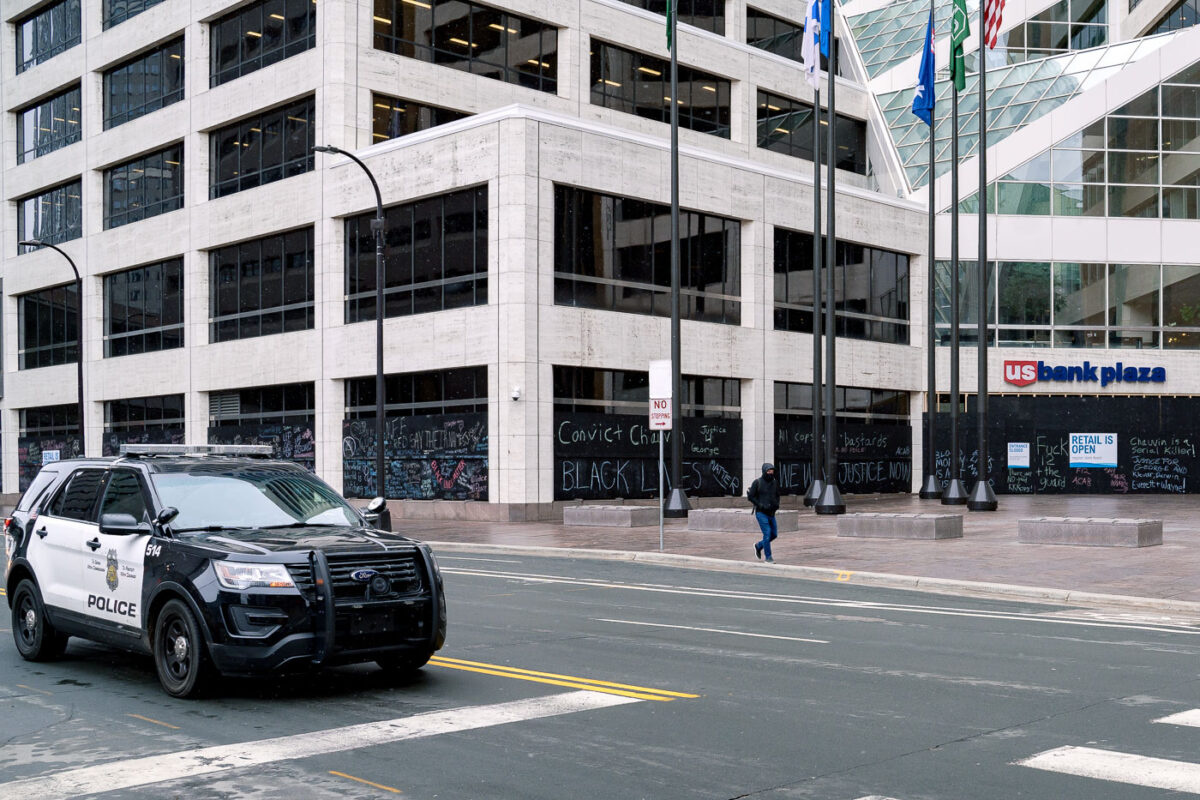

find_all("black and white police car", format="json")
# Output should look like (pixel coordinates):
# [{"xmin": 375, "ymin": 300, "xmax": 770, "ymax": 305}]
[{"xmin": 4, "ymin": 445, "xmax": 446, "ymax": 698}]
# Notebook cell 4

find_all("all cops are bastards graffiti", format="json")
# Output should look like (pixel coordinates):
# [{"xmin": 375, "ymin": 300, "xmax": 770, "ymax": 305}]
[
  {"xmin": 554, "ymin": 413, "xmax": 742, "ymax": 500},
  {"xmin": 774, "ymin": 420, "xmax": 913, "ymax": 494}
]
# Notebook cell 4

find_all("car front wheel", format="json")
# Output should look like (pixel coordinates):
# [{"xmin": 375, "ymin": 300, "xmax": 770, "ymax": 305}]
[
  {"xmin": 11, "ymin": 579, "xmax": 68, "ymax": 661},
  {"xmin": 153, "ymin": 599, "xmax": 213, "ymax": 698}
]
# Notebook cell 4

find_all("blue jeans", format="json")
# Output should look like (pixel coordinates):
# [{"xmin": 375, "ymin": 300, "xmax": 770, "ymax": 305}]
[{"xmin": 756, "ymin": 512, "xmax": 778, "ymax": 560}]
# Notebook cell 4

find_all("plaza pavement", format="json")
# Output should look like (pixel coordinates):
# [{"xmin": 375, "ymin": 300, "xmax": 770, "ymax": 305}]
[{"xmin": 414, "ymin": 494, "xmax": 1200, "ymax": 614}]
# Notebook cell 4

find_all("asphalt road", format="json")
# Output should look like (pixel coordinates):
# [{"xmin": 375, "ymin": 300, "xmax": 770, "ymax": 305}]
[{"xmin": 3, "ymin": 553, "xmax": 1200, "ymax": 799}]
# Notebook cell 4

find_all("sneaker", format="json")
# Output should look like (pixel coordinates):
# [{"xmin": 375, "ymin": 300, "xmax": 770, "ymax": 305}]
[
  {"xmin": 754, "ymin": 544, "xmax": 762, "ymax": 560},
  {"xmin": 765, "ymin": 558, "xmax": 775, "ymax": 563}
]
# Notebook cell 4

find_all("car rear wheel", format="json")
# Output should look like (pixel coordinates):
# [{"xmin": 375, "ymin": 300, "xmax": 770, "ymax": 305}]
[
  {"xmin": 11, "ymin": 579, "xmax": 68, "ymax": 661},
  {"xmin": 153, "ymin": 599, "xmax": 212, "ymax": 698}
]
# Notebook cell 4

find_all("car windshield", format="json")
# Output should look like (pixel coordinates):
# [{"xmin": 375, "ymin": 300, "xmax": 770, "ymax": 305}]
[{"xmin": 150, "ymin": 466, "xmax": 361, "ymax": 530}]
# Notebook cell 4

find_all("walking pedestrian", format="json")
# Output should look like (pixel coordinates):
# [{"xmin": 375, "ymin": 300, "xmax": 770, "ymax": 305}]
[{"xmin": 747, "ymin": 463, "xmax": 780, "ymax": 562}]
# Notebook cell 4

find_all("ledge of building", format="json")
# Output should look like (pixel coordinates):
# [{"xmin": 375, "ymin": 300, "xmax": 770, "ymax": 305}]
[{"xmin": 385, "ymin": 495, "xmax": 838, "ymax": 522}]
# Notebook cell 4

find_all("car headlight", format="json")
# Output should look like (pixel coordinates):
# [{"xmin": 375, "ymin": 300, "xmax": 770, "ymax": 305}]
[{"xmin": 214, "ymin": 561, "xmax": 295, "ymax": 591}]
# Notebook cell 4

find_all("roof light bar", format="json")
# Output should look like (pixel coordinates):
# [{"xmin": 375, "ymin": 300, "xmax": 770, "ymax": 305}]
[{"xmin": 119, "ymin": 444, "xmax": 274, "ymax": 457}]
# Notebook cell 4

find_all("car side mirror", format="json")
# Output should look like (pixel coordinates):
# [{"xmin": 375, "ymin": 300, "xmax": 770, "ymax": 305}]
[
  {"xmin": 155, "ymin": 506, "xmax": 180, "ymax": 526},
  {"xmin": 100, "ymin": 512, "xmax": 146, "ymax": 536},
  {"xmin": 365, "ymin": 497, "xmax": 387, "ymax": 514}
]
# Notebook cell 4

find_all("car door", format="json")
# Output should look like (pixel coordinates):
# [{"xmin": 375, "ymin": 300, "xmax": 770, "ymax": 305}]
[
  {"xmin": 28, "ymin": 468, "xmax": 107, "ymax": 617},
  {"xmin": 83, "ymin": 469, "xmax": 152, "ymax": 629}
]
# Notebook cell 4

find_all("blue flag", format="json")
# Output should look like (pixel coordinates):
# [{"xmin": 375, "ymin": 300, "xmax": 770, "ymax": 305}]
[
  {"xmin": 912, "ymin": 12, "xmax": 935, "ymax": 125},
  {"xmin": 819, "ymin": 0, "xmax": 832, "ymax": 57}
]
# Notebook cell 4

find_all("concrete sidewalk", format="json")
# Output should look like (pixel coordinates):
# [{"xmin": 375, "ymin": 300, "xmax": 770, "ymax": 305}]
[{"xmin": 415, "ymin": 493, "xmax": 1200, "ymax": 613}]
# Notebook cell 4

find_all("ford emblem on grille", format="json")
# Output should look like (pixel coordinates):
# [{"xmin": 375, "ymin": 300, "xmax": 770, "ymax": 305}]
[{"xmin": 350, "ymin": 568, "xmax": 379, "ymax": 582}]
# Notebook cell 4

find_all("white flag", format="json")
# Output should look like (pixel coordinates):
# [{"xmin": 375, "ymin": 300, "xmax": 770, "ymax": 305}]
[{"xmin": 801, "ymin": 0, "xmax": 822, "ymax": 90}]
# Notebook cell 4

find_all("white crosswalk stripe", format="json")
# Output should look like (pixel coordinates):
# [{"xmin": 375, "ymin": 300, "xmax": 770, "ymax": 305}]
[
  {"xmin": 1155, "ymin": 709, "xmax": 1200, "ymax": 727},
  {"xmin": 1018, "ymin": 745, "xmax": 1200, "ymax": 793}
]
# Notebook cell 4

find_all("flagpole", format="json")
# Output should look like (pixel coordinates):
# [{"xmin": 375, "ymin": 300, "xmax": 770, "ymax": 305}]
[
  {"xmin": 943, "ymin": 78, "xmax": 968, "ymax": 505},
  {"xmin": 664, "ymin": 1, "xmax": 689, "ymax": 518},
  {"xmin": 969, "ymin": 2, "xmax": 998, "ymax": 511},
  {"xmin": 805, "ymin": 88, "xmax": 825, "ymax": 507},
  {"xmin": 816, "ymin": 32, "xmax": 844, "ymax": 515},
  {"xmin": 919, "ymin": 6, "xmax": 941, "ymax": 500}
]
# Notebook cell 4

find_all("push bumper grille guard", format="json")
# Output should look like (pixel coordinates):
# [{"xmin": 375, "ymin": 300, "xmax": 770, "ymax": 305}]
[{"xmin": 308, "ymin": 549, "xmax": 335, "ymax": 665}]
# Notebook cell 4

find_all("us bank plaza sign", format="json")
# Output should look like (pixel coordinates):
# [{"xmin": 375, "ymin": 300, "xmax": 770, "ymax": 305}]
[{"xmin": 1003, "ymin": 360, "xmax": 1166, "ymax": 388}]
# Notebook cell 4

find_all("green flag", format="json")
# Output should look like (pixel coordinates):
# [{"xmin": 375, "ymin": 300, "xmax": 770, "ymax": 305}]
[
  {"xmin": 950, "ymin": 0, "xmax": 970, "ymax": 91},
  {"xmin": 666, "ymin": 0, "xmax": 674, "ymax": 50}
]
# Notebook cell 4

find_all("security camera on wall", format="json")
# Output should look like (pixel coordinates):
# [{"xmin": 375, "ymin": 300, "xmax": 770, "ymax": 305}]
[{"xmin": 511, "ymin": 386, "xmax": 521, "ymax": 401}]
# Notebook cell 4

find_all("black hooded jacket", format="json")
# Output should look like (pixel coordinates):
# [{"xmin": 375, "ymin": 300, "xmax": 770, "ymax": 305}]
[{"xmin": 746, "ymin": 462, "xmax": 780, "ymax": 517}]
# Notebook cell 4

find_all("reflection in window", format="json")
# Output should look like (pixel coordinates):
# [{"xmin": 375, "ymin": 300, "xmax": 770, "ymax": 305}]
[
  {"xmin": 776, "ymin": 381, "xmax": 910, "ymax": 425},
  {"xmin": 105, "ymin": 259, "xmax": 184, "ymax": 357},
  {"xmin": 103, "ymin": 395, "xmax": 185, "ymax": 456},
  {"xmin": 1150, "ymin": 0, "xmax": 1200, "ymax": 34},
  {"xmin": 747, "ymin": 7, "xmax": 839, "ymax": 73},
  {"xmin": 210, "ymin": 97, "xmax": 314, "ymax": 198},
  {"xmin": 775, "ymin": 228, "xmax": 908, "ymax": 344},
  {"xmin": 374, "ymin": 0, "xmax": 557, "ymax": 94},
  {"xmin": 371, "ymin": 93, "xmax": 471, "ymax": 142},
  {"xmin": 18, "ymin": 180, "xmax": 82, "ymax": 251},
  {"xmin": 618, "ymin": 0, "xmax": 724, "ymax": 35},
  {"xmin": 17, "ymin": 85, "xmax": 81, "ymax": 164},
  {"xmin": 554, "ymin": 185, "xmax": 740, "ymax": 325},
  {"xmin": 104, "ymin": 0, "xmax": 165, "ymax": 28},
  {"xmin": 104, "ymin": 39, "xmax": 184, "ymax": 129},
  {"xmin": 590, "ymin": 40, "xmax": 731, "ymax": 138},
  {"xmin": 757, "ymin": 91, "xmax": 867, "ymax": 174},
  {"xmin": 346, "ymin": 367, "xmax": 488, "ymax": 417},
  {"xmin": 211, "ymin": 0, "xmax": 316, "ymax": 87},
  {"xmin": 1003, "ymin": 0, "xmax": 1107, "ymax": 61},
  {"xmin": 344, "ymin": 186, "xmax": 488, "ymax": 323},
  {"xmin": 211, "ymin": 228, "xmax": 315, "ymax": 342},
  {"xmin": 105, "ymin": 146, "xmax": 185, "ymax": 229},
  {"xmin": 553, "ymin": 366, "xmax": 740, "ymax": 418},
  {"xmin": 16, "ymin": 0, "xmax": 81, "ymax": 73},
  {"xmin": 19, "ymin": 283, "xmax": 78, "ymax": 369}
]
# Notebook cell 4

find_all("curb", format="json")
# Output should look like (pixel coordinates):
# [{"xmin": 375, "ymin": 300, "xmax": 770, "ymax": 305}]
[{"xmin": 426, "ymin": 541, "xmax": 1200, "ymax": 617}]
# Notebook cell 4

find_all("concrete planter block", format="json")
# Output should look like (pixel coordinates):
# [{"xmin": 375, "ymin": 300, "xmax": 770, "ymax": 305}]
[
  {"xmin": 563, "ymin": 505, "xmax": 659, "ymax": 528},
  {"xmin": 1017, "ymin": 517, "xmax": 1163, "ymax": 547},
  {"xmin": 687, "ymin": 509, "xmax": 800, "ymax": 532},
  {"xmin": 837, "ymin": 512, "xmax": 964, "ymax": 540}
]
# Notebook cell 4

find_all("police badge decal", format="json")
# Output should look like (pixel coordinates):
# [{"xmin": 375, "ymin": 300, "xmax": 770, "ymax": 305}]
[{"xmin": 106, "ymin": 549, "xmax": 119, "ymax": 592}]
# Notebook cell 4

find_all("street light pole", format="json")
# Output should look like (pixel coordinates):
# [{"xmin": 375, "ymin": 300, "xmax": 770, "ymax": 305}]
[
  {"xmin": 314, "ymin": 145, "xmax": 389, "ymax": 527},
  {"xmin": 19, "ymin": 240, "xmax": 84, "ymax": 457}
]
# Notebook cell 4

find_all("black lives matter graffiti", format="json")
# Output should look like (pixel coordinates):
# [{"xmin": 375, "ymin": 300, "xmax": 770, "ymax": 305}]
[
  {"xmin": 935, "ymin": 396, "xmax": 1200, "ymax": 495},
  {"xmin": 554, "ymin": 412, "xmax": 742, "ymax": 500},
  {"xmin": 343, "ymin": 413, "xmax": 487, "ymax": 500},
  {"xmin": 774, "ymin": 420, "xmax": 912, "ymax": 495}
]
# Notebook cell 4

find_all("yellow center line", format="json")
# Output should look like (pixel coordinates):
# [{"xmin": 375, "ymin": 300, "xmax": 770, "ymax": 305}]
[
  {"xmin": 127, "ymin": 713, "xmax": 180, "ymax": 730},
  {"xmin": 330, "ymin": 770, "xmax": 403, "ymax": 794},
  {"xmin": 16, "ymin": 684, "xmax": 52, "ymax": 696},
  {"xmin": 429, "ymin": 656, "xmax": 699, "ymax": 701}
]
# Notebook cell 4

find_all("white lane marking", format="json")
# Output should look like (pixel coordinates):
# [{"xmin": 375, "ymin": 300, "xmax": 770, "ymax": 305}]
[
  {"xmin": 445, "ymin": 567, "xmax": 1200, "ymax": 636},
  {"xmin": 1155, "ymin": 709, "xmax": 1200, "ymax": 727},
  {"xmin": 0, "ymin": 691, "xmax": 637, "ymax": 800},
  {"xmin": 596, "ymin": 618, "xmax": 829, "ymax": 644},
  {"xmin": 854, "ymin": 796, "xmax": 904, "ymax": 800},
  {"xmin": 438, "ymin": 556, "xmax": 523, "ymax": 564},
  {"xmin": 1019, "ymin": 746, "xmax": 1200, "ymax": 792}
]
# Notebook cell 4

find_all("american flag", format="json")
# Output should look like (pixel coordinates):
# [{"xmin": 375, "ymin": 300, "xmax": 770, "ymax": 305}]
[{"xmin": 984, "ymin": 0, "xmax": 1006, "ymax": 49}]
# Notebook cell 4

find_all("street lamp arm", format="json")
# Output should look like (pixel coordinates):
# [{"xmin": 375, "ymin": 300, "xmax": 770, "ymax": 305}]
[
  {"xmin": 18, "ymin": 240, "xmax": 80, "ymax": 282},
  {"xmin": 313, "ymin": 146, "xmax": 384, "ymax": 220}
]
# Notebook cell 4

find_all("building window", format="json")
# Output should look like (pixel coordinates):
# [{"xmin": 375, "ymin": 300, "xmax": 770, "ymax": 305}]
[
  {"xmin": 591, "ymin": 40, "xmax": 731, "ymax": 138},
  {"xmin": 103, "ymin": 394, "xmax": 185, "ymax": 455},
  {"xmin": 373, "ymin": 0, "xmax": 557, "ymax": 94},
  {"xmin": 104, "ymin": 146, "xmax": 184, "ymax": 230},
  {"xmin": 774, "ymin": 227, "xmax": 910, "ymax": 345},
  {"xmin": 104, "ymin": 39, "xmax": 184, "ymax": 129},
  {"xmin": 1007, "ymin": 0, "xmax": 1108, "ymax": 58},
  {"xmin": 554, "ymin": 185, "xmax": 740, "ymax": 324},
  {"xmin": 775, "ymin": 381, "xmax": 910, "ymax": 425},
  {"xmin": 17, "ymin": 85, "xmax": 82, "ymax": 165},
  {"xmin": 104, "ymin": 0, "xmax": 165, "ymax": 28},
  {"xmin": 18, "ymin": 284, "xmax": 78, "ymax": 370},
  {"xmin": 345, "ymin": 367, "xmax": 488, "ymax": 417},
  {"xmin": 208, "ymin": 383, "xmax": 315, "ymax": 469},
  {"xmin": 757, "ymin": 91, "xmax": 867, "ymax": 174},
  {"xmin": 18, "ymin": 180, "xmax": 82, "ymax": 252},
  {"xmin": 617, "ymin": 0, "xmax": 724, "ymax": 35},
  {"xmin": 372, "ymin": 93, "xmax": 471, "ymax": 143},
  {"xmin": 345, "ymin": 186, "xmax": 487, "ymax": 323},
  {"xmin": 105, "ymin": 259, "xmax": 184, "ymax": 358},
  {"xmin": 211, "ymin": 0, "xmax": 316, "ymax": 87},
  {"xmin": 211, "ymin": 228, "xmax": 314, "ymax": 342},
  {"xmin": 210, "ymin": 97, "xmax": 314, "ymax": 198},
  {"xmin": 1151, "ymin": 0, "xmax": 1199, "ymax": 31},
  {"xmin": 746, "ymin": 7, "xmax": 839, "ymax": 72},
  {"xmin": 19, "ymin": 405, "xmax": 80, "ymax": 490},
  {"xmin": 553, "ymin": 367, "xmax": 740, "ymax": 417},
  {"xmin": 16, "ymin": 0, "xmax": 81, "ymax": 74}
]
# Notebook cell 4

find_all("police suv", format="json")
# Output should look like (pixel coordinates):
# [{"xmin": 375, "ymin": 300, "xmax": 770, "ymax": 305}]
[{"xmin": 4, "ymin": 445, "xmax": 446, "ymax": 698}]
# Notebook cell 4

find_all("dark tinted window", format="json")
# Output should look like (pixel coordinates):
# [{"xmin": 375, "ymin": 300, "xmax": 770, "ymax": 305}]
[
  {"xmin": 49, "ymin": 469, "xmax": 106, "ymax": 521},
  {"xmin": 757, "ymin": 90, "xmax": 867, "ymax": 174},
  {"xmin": 105, "ymin": 259, "xmax": 184, "ymax": 357},
  {"xmin": 99, "ymin": 471, "xmax": 149, "ymax": 520},
  {"xmin": 18, "ymin": 283, "xmax": 79, "ymax": 369},
  {"xmin": 210, "ymin": 97, "xmax": 314, "ymax": 198},
  {"xmin": 18, "ymin": 180, "xmax": 83, "ymax": 250},
  {"xmin": 104, "ymin": 0, "xmax": 165, "ymax": 29},
  {"xmin": 211, "ymin": 228, "xmax": 314, "ymax": 341},
  {"xmin": 618, "ymin": 0, "xmax": 723, "ymax": 35},
  {"xmin": 104, "ymin": 145, "xmax": 184, "ymax": 229},
  {"xmin": 211, "ymin": 0, "xmax": 316, "ymax": 87},
  {"xmin": 16, "ymin": 0, "xmax": 81, "ymax": 73},
  {"xmin": 371, "ymin": 93, "xmax": 471, "ymax": 143},
  {"xmin": 104, "ymin": 39, "xmax": 184, "ymax": 129}
]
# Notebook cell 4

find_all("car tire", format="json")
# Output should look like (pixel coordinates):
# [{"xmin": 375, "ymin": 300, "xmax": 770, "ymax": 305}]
[
  {"xmin": 153, "ymin": 599, "xmax": 213, "ymax": 699},
  {"xmin": 376, "ymin": 649, "xmax": 434, "ymax": 676},
  {"xmin": 11, "ymin": 579, "xmax": 68, "ymax": 661}
]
